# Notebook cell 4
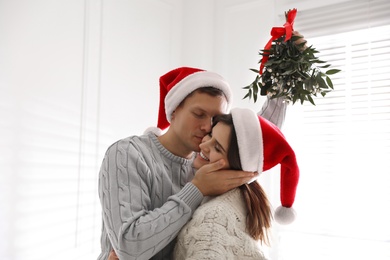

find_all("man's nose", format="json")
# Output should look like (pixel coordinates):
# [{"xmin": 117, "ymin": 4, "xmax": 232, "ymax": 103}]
[{"xmin": 200, "ymin": 117, "xmax": 212, "ymax": 133}]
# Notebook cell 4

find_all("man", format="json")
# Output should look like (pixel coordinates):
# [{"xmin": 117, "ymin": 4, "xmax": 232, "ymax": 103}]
[{"xmin": 98, "ymin": 67, "xmax": 256, "ymax": 260}]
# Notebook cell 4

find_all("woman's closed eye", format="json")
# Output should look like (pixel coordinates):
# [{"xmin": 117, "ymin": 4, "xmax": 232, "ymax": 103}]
[
  {"xmin": 207, "ymin": 133, "xmax": 224, "ymax": 153},
  {"xmin": 214, "ymin": 144, "xmax": 222, "ymax": 153}
]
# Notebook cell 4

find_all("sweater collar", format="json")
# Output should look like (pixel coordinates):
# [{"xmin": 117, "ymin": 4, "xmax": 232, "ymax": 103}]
[{"xmin": 148, "ymin": 132, "xmax": 194, "ymax": 166}]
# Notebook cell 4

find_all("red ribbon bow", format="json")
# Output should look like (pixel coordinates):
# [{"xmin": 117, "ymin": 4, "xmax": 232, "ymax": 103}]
[{"xmin": 259, "ymin": 9, "xmax": 297, "ymax": 75}]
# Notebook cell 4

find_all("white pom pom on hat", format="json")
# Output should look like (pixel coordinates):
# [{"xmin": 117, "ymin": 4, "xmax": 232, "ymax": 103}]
[
  {"xmin": 143, "ymin": 126, "xmax": 163, "ymax": 136},
  {"xmin": 231, "ymin": 107, "xmax": 300, "ymax": 225},
  {"xmin": 274, "ymin": 205, "xmax": 296, "ymax": 225}
]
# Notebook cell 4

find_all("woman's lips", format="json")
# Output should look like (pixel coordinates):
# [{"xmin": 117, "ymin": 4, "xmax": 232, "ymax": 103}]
[{"xmin": 199, "ymin": 151, "xmax": 209, "ymax": 161}]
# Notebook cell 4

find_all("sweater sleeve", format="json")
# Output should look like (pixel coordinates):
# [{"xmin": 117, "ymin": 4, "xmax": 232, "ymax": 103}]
[
  {"xmin": 98, "ymin": 139, "xmax": 203, "ymax": 259},
  {"xmin": 257, "ymin": 96, "xmax": 287, "ymax": 129}
]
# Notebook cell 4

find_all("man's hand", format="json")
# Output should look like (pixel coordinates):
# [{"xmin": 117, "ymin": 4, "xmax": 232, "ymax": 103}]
[
  {"xmin": 191, "ymin": 159, "xmax": 257, "ymax": 196},
  {"xmin": 292, "ymin": 31, "xmax": 307, "ymax": 51},
  {"xmin": 108, "ymin": 250, "xmax": 119, "ymax": 260}
]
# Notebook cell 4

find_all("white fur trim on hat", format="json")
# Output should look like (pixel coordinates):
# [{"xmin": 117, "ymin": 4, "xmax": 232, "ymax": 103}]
[
  {"xmin": 165, "ymin": 71, "xmax": 232, "ymax": 123},
  {"xmin": 231, "ymin": 108, "xmax": 263, "ymax": 174}
]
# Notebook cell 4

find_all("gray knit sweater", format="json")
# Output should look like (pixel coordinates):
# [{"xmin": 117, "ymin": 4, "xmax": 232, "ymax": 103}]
[
  {"xmin": 258, "ymin": 96, "xmax": 287, "ymax": 129},
  {"xmin": 98, "ymin": 132, "xmax": 203, "ymax": 260}
]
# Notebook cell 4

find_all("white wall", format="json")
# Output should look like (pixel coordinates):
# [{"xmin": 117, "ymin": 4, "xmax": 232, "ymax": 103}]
[
  {"xmin": 0, "ymin": 1, "xmax": 88, "ymax": 259},
  {"xmin": 0, "ymin": 0, "xmax": 184, "ymax": 259},
  {"xmin": 99, "ymin": 0, "xmax": 184, "ymax": 138},
  {"xmin": 213, "ymin": 0, "xmax": 275, "ymax": 111}
]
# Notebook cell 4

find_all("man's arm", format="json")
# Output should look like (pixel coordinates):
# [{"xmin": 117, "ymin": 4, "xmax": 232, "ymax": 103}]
[
  {"xmin": 191, "ymin": 159, "xmax": 257, "ymax": 196},
  {"xmin": 257, "ymin": 96, "xmax": 287, "ymax": 129},
  {"xmin": 258, "ymin": 31, "xmax": 307, "ymax": 130},
  {"xmin": 98, "ymin": 139, "xmax": 203, "ymax": 259}
]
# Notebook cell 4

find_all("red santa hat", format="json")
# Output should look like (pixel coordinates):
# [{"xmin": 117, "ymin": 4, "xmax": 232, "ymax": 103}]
[
  {"xmin": 231, "ymin": 107, "xmax": 299, "ymax": 225},
  {"xmin": 149, "ymin": 67, "xmax": 232, "ymax": 134}
]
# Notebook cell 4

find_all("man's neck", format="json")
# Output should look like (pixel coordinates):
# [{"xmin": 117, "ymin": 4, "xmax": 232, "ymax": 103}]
[{"xmin": 157, "ymin": 133, "xmax": 193, "ymax": 159}]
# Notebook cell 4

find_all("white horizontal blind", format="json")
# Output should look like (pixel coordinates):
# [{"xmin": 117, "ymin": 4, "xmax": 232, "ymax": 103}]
[
  {"xmin": 0, "ymin": 1, "xmax": 106, "ymax": 259},
  {"xmin": 275, "ymin": 2, "xmax": 390, "ymax": 259},
  {"xmin": 9, "ymin": 96, "xmax": 102, "ymax": 260},
  {"xmin": 293, "ymin": 0, "xmax": 390, "ymax": 38},
  {"xmin": 0, "ymin": 92, "xmax": 105, "ymax": 260}
]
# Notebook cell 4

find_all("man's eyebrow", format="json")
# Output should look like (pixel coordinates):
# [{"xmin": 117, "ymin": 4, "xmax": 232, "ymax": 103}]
[{"xmin": 193, "ymin": 107, "xmax": 208, "ymax": 114}]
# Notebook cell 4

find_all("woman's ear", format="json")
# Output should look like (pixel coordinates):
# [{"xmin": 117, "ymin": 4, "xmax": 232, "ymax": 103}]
[{"xmin": 171, "ymin": 110, "xmax": 176, "ymax": 120}]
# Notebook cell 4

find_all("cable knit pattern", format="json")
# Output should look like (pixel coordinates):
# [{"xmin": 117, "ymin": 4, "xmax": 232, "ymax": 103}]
[
  {"xmin": 257, "ymin": 96, "xmax": 287, "ymax": 129},
  {"xmin": 174, "ymin": 188, "xmax": 267, "ymax": 260},
  {"xmin": 98, "ymin": 132, "xmax": 203, "ymax": 260}
]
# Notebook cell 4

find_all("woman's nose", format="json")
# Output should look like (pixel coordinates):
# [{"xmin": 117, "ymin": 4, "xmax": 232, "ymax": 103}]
[
  {"xmin": 201, "ymin": 134, "xmax": 210, "ymax": 143},
  {"xmin": 199, "ymin": 136, "xmax": 211, "ymax": 150}
]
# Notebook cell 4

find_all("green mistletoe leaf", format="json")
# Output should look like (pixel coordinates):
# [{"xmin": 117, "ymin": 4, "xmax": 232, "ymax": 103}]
[
  {"xmin": 326, "ymin": 69, "xmax": 341, "ymax": 75},
  {"xmin": 326, "ymin": 76, "xmax": 334, "ymax": 89}
]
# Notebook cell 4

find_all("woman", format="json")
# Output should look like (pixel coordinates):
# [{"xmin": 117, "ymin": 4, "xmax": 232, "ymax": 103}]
[{"xmin": 173, "ymin": 107, "xmax": 299, "ymax": 259}]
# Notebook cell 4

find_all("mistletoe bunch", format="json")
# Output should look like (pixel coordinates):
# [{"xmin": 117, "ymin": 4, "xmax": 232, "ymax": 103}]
[{"xmin": 243, "ymin": 9, "xmax": 340, "ymax": 105}]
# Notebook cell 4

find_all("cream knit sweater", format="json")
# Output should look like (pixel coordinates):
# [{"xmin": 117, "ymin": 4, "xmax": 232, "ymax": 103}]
[{"xmin": 174, "ymin": 188, "xmax": 267, "ymax": 260}]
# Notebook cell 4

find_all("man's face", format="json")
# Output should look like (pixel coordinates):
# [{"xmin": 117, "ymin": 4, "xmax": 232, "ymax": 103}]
[{"xmin": 169, "ymin": 91, "xmax": 228, "ymax": 156}]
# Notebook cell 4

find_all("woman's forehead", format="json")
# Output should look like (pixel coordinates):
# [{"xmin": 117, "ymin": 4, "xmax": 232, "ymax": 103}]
[{"xmin": 212, "ymin": 123, "xmax": 231, "ymax": 147}]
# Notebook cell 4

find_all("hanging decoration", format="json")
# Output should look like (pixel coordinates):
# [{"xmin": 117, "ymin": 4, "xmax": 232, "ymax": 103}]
[{"xmin": 243, "ymin": 9, "xmax": 341, "ymax": 105}]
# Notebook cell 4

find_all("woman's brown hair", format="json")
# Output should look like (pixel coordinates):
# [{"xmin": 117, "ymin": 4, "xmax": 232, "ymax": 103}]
[{"xmin": 212, "ymin": 114, "xmax": 272, "ymax": 245}]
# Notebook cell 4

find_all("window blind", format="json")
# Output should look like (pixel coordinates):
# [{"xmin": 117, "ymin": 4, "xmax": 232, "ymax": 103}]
[
  {"xmin": 273, "ymin": 1, "xmax": 390, "ymax": 259},
  {"xmin": 293, "ymin": 0, "xmax": 390, "ymax": 38},
  {"xmin": 5, "ymin": 95, "xmax": 103, "ymax": 260},
  {"xmin": 0, "ymin": 1, "xmax": 105, "ymax": 259}
]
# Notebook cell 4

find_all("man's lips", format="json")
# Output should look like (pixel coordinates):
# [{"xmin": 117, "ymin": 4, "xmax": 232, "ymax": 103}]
[{"xmin": 195, "ymin": 135, "xmax": 204, "ymax": 141}]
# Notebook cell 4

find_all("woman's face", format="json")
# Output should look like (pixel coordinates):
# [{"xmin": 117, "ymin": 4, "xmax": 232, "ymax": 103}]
[{"xmin": 193, "ymin": 122, "xmax": 232, "ymax": 169}]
